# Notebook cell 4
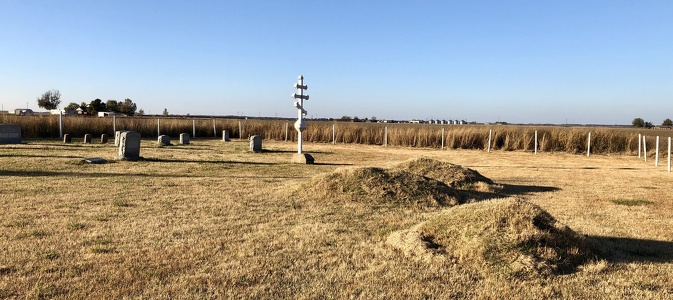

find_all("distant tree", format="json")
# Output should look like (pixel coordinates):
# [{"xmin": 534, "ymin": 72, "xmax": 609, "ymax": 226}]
[
  {"xmin": 339, "ymin": 116, "xmax": 351, "ymax": 122},
  {"xmin": 645, "ymin": 122, "xmax": 654, "ymax": 129},
  {"xmin": 137, "ymin": 109, "xmax": 145, "ymax": 116},
  {"xmin": 162, "ymin": 108, "xmax": 169, "ymax": 116},
  {"xmin": 87, "ymin": 99, "xmax": 106, "ymax": 115},
  {"xmin": 632, "ymin": 118, "xmax": 645, "ymax": 128},
  {"xmin": 37, "ymin": 89, "xmax": 61, "ymax": 110},
  {"xmin": 663, "ymin": 118, "xmax": 673, "ymax": 127},
  {"xmin": 64, "ymin": 102, "xmax": 80, "ymax": 111},
  {"xmin": 371, "ymin": 116, "xmax": 377, "ymax": 122},
  {"xmin": 119, "ymin": 98, "xmax": 137, "ymax": 116},
  {"xmin": 352, "ymin": 116, "xmax": 360, "ymax": 122},
  {"xmin": 105, "ymin": 100, "xmax": 120, "ymax": 113}
]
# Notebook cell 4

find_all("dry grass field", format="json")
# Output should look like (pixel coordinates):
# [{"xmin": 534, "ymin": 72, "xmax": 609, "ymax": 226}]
[{"xmin": 1, "ymin": 138, "xmax": 673, "ymax": 299}]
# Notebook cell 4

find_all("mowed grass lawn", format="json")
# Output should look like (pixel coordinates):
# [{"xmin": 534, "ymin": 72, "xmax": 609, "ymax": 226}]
[{"xmin": 1, "ymin": 138, "xmax": 672, "ymax": 299}]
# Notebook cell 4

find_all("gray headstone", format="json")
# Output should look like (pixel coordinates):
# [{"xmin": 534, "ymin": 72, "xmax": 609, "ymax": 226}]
[
  {"xmin": 117, "ymin": 131, "xmax": 141, "ymax": 160},
  {"xmin": 179, "ymin": 133, "xmax": 190, "ymax": 145},
  {"xmin": 63, "ymin": 134, "xmax": 72, "ymax": 143},
  {"xmin": 158, "ymin": 135, "xmax": 170, "ymax": 145},
  {"xmin": 84, "ymin": 157, "xmax": 107, "ymax": 164},
  {"xmin": 0, "ymin": 124, "xmax": 22, "ymax": 144},
  {"xmin": 101, "ymin": 134, "xmax": 108, "ymax": 144},
  {"xmin": 249, "ymin": 135, "xmax": 262, "ymax": 152},
  {"xmin": 222, "ymin": 130, "xmax": 230, "ymax": 142},
  {"xmin": 84, "ymin": 134, "xmax": 92, "ymax": 144},
  {"xmin": 114, "ymin": 131, "xmax": 126, "ymax": 146}
]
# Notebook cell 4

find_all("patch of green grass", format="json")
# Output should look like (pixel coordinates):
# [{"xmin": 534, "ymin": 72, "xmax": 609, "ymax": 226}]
[
  {"xmin": 89, "ymin": 246, "xmax": 115, "ymax": 254},
  {"xmin": 67, "ymin": 222, "xmax": 86, "ymax": 230},
  {"xmin": 44, "ymin": 250, "xmax": 59, "ymax": 260},
  {"xmin": 29, "ymin": 230, "xmax": 48, "ymax": 238},
  {"xmin": 611, "ymin": 199, "xmax": 653, "ymax": 206},
  {"xmin": 112, "ymin": 199, "xmax": 132, "ymax": 207}
]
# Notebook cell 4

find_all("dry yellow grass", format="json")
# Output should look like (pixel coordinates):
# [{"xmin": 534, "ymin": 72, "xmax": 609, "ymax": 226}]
[{"xmin": 1, "ymin": 139, "xmax": 673, "ymax": 298}]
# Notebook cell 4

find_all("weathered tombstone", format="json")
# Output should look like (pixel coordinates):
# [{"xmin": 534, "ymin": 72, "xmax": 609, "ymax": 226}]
[
  {"xmin": 0, "ymin": 124, "xmax": 22, "ymax": 144},
  {"xmin": 84, "ymin": 134, "xmax": 92, "ymax": 144},
  {"xmin": 63, "ymin": 134, "xmax": 72, "ymax": 143},
  {"xmin": 158, "ymin": 135, "xmax": 170, "ymax": 145},
  {"xmin": 114, "ymin": 131, "xmax": 125, "ymax": 146},
  {"xmin": 101, "ymin": 134, "xmax": 108, "ymax": 144},
  {"xmin": 179, "ymin": 133, "xmax": 190, "ymax": 145},
  {"xmin": 117, "ymin": 131, "xmax": 141, "ymax": 160},
  {"xmin": 249, "ymin": 135, "xmax": 262, "ymax": 152},
  {"xmin": 222, "ymin": 130, "xmax": 230, "ymax": 142}
]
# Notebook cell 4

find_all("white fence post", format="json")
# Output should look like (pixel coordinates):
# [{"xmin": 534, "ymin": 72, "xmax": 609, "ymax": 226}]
[
  {"xmin": 239, "ymin": 120, "xmax": 243, "ymax": 139},
  {"xmin": 638, "ymin": 133, "xmax": 641, "ymax": 158},
  {"xmin": 213, "ymin": 119, "xmax": 217, "ymax": 137},
  {"xmin": 643, "ymin": 136, "xmax": 647, "ymax": 162},
  {"xmin": 587, "ymin": 132, "xmax": 591, "ymax": 157},
  {"xmin": 488, "ymin": 129, "xmax": 492, "ymax": 153},
  {"xmin": 332, "ymin": 124, "xmax": 335, "ymax": 144},
  {"xmin": 157, "ymin": 118, "xmax": 160, "ymax": 137},
  {"xmin": 285, "ymin": 122, "xmax": 289, "ymax": 142},
  {"xmin": 668, "ymin": 136, "xmax": 671, "ymax": 172},
  {"xmin": 193, "ymin": 120, "xmax": 196, "ymax": 137},
  {"xmin": 384, "ymin": 126, "xmax": 388, "ymax": 147},
  {"xmin": 534, "ymin": 130, "xmax": 538, "ymax": 155},
  {"xmin": 655, "ymin": 136, "xmax": 660, "ymax": 166},
  {"xmin": 113, "ymin": 115, "xmax": 116, "ymax": 134}
]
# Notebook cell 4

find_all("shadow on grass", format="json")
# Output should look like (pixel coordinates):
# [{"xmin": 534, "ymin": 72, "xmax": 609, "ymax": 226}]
[
  {"xmin": 500, "ymin": 184, "xmax": 560, "ymax": 195},
  {"xmin": 0, "ymin": 154, "xmax": 84, "ymax": 159},
  {"xmin": 590, "ymin": 236, "xmax": 673, "ymax": 263},
  {"xmin": 142, "ymin": 157, "xmax": 278, "ymax": 165},
  {"xmin": 0, "ymin": 170, "xmax": 306, "ymax": 179}
]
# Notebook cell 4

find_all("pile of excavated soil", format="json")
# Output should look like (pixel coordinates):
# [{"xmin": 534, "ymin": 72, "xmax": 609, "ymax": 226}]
[
  {"xmin": 396, "ymin": 157, "xmax": 494, "ymax": 188},
  {"xmin": 299, "ymin": 167, "xmax": 464, "ymax": 207},
  {"xmin": 387, "ymin": 198, "xmax": 596, "ymax": 278}
]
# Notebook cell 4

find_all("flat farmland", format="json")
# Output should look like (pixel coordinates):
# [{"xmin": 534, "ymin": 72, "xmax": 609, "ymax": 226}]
[{"xmin": 1, "ymin": 139, "xmax": 672, "ymax": 299}]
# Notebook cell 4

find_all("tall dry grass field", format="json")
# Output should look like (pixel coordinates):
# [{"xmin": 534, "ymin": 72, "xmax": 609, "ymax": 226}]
[
  {"xmin": 1, "ymin": 138, "xmax": 672, "ymax": 298},
  {"xmin": 2, "ymin": 114, "xmax": 673, "ymax": 155}
]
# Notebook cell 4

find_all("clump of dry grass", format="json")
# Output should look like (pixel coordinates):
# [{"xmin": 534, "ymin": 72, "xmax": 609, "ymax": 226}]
[
  {"xmin": 298, "ymin": 167, "xmax": 463, "ymax": 207},
  {"xmin": 396, "ymin": 157, "xmax": 495, "ymax": 188},
  {"xmin": 388, "ymin": 198, "xmax": 597, "ymax": 278}
]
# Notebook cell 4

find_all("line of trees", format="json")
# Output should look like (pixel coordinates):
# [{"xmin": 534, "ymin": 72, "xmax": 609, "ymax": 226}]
[
  {"xmin": 632, "ymin": 117, "xmax": 673, "ymax": 128},
  {"xmin": 36, "ymin": 89, "xmax": 140, "ymax": 116}
]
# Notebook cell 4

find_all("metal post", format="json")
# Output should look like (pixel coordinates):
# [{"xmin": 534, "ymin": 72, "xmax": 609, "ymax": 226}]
[
  {"xmin": 488, "ymin": 129, "xmax": 492, "ymax": 153},
  {"xmin": 113, "ymin": 115, "xmax": 116, "ymax": 134},
  {"xmin": 157, "ymin": 118, "xmax": 160, "ymax": 137},
  {"xmin": 239, "ymin": 120, "xmax": 242, "ymax": 139},
  {"xmin": 193, "ymin": 120, "xmax": 196, "ymax": 137},
  {"xmin": 59, "ymin": 111, "xmax": 63, "ymax": 139},
  {"xmin": 213, "ymin": 119, "xmax": 216, "ymax": 137},
  {"xmin": 285, "ymin": 121, "xmax": 289, "ymax": 142},
  {"xmin": 638, "ymin": 133, "xmax": 641, "ymax": 158},
  {"xmin": 332, "ymin": 124, "xmax": 336, "ymax": 144}
]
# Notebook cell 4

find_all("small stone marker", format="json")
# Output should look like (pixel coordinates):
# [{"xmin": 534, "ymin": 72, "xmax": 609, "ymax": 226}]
[
  {"xmin": 0, "ymin": 124, "xmax": 22, "ymax": 144},
  {"xmin": 63, "ymin": 134, "xmax": 72, "ymax": 143},
  {"xmin": 222, "ymin": 130, "xmax": 230, "ymax": 142},
  {"xmin": 158, "ymin": 135, "xmax": 170, "ymax": 145},
  {"xmin": 114, "ymin": 131, "xmax": 125, "ymax": 146},
  {"xmin": 117, "ymin": 131, "xmax": 141, "ymax": 160},
  {"xmin": 101, "ymin": 134, "xmax": 108, "ymax": 144},
  {"xmin": 179, "ymin": 133, "xmax": 190, "ymax": 145},
  {"xmin": 84, "ymin": 157, "xmax": 107, "ymax": 164},
  {"xmin": 249, "ymin": 135, "xmax": 262, "ymax": 152},
  {"xmin": 84, "ymin": 134, "xmax": 92, "ymax": 144}
]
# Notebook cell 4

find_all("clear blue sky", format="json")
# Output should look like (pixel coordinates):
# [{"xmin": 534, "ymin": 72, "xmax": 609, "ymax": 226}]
[{"xmin": 1, "ymin": 1, "xmax": 672, "ymax": 124}]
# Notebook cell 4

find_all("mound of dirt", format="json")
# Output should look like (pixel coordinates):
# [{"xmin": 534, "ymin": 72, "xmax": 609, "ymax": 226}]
[
  {"xmin": 299, "ymin": 167, "xmax": 464, "ymax": 207},
  {"xmin": 387, "ymin": 198, "xmax": 596, "ymax": 278},
  {"xmin": 397, "ymin": 157, "xmax": 494, "ymax": 188}
]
